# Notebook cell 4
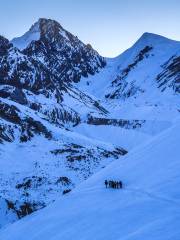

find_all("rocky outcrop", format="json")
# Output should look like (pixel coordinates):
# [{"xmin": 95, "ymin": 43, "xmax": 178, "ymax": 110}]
[{"xmin": 157, "ymin": 55, "xmax": 180, "ymax": 93}]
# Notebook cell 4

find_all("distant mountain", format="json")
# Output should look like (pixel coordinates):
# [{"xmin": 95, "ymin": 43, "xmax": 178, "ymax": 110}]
[
  {"xmin": 12, "ymin": 18, "xmax": 106, "ymax": 84},
  {"xmin": 104, "ymin": 32, "xmax": 180, "ymax": 100}
]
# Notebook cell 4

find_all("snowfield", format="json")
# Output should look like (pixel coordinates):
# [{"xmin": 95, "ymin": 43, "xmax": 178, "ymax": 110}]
[
  {"xmin": 73, "ymin": 123, "xmax": 151, "ymax": 150},
  {"xmin": 0, "ymin": 120, "xmax": 179, "ymax": 240}
]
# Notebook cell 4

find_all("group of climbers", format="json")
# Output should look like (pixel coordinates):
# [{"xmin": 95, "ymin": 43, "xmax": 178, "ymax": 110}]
[{"xmin": 105, "ymin": 180, "xmax": 123, "ymax": 189}]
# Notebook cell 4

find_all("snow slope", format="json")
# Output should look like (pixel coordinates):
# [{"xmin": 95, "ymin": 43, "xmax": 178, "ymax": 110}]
[
  {"xmin": 11, "ymin": 22, "xmax": 40, "ymax": 50},
  {"xmin": 105, "ymin": 32, "xmax": 180, "ymax": 98},
  {"xmin": 73, "ymin": 123, "xmax": 151, "ymax": 150},
  {"xmin": 75, "ymin": 33, "xmax": 180, "ymax": 137},
  {"xmin": 1, "ymin": 120, "xmax": 179, "ymax": 240},
  {"xmin": 78, "ymin": 33, "xmax": 180, "ymax": 98}
]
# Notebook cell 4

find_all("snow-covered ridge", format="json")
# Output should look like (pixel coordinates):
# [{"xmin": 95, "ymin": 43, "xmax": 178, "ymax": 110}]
[
  {"xmin": 11, "ymin": 21, "xmax": 40, "ymax": 50},
  {"xmin": 11, "ymin": 18, "xmax": 71, "ymax": 50},
  {"xmin": 98, "ymin": 32, "xmax": 180, "ymax": 100}
]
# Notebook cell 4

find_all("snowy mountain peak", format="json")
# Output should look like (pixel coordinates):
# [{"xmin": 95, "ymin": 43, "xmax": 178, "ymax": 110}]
[
  {"xmin": 36, "ymin": 18, "xmax": 73, "ymax": 43},
  {"xmin": 140, "ymin": 32, "xmax": 165, "ymax": 40},
  {"xmin": 37, "ymin": 18, "xmax": 63, "ymax": 35},
  {"xmin": 11, "ymin": 21, "xmax": 40, "ymax": 50},
  {"xmin": 135, "ymin": 32, "xmax": 179, "ymax": 48},
  {"xmin": 18, "ymin": 18, "xmax": 106, "ymax": 83},
  {"xmin": 11, "ymin": 18, "xmax": 72, "ymax": 50}
]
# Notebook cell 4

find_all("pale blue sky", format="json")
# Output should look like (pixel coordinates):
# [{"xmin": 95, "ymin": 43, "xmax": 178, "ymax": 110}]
[{"xmin": 0, "ymin": 0, "xmax": 180, "ymax": 57}]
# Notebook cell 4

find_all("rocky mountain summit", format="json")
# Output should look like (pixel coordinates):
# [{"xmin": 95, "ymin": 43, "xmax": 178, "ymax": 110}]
[{"xmin": 12, "ymin": 18, "xmax": 106, "ymax": 84}]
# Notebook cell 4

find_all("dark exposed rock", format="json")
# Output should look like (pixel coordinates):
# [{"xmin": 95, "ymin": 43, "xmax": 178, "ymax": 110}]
[
  {"xmin": 16, "ymin": 176, "xmax": 46, "ymax": 190},
  {"xmin": 0, "ymin": 20, "xmax": 107, "ymax": 145},
  {"xmin": 62, "ymin": 189, "xmax": 71, "ymax": 195},
  {"xmin": 6, "ymin": 199, "xmax": 45, "ymax": 219},
  {"xmin": 0, "ymin": 124, "xmax": 15, "ymax": 143},
  {"xmin": 22, "ymin": 18, "xmax": 106, "ymax": 85},
  {"xmin": 56, "ymin": 177, "xmax": 71, "ymax": 185},
  {"xmin": 87, "ymin": 115, "xmax": 145, "ymax": 129},
  {"xmin": 106, "ymin": 46, "xmax": 153, "ymax": 99},
  {"xmin": 0, "ymin": 101, "xmax": 21, "ymax": 124},
  {"xmin": 0, "ymin": 86, "xmax": 27, "ymax": 105},
  {"xmin": 157, "ymin": 55, "xmax": 180, "ymax": 93},
  {"xmin": 0, "ymin": 35, "xmax": 12, "ymax": 56},
  {"xmin": 41, "ymin": 105, "xmax": 81, "ymax": 127},
  {"xmin": 51, "ymin": 143, "xmax": 127, "ymax": 170},
  {"xmin": 0, "ymin": 100, "xmax": 52, "ymax": 142}
]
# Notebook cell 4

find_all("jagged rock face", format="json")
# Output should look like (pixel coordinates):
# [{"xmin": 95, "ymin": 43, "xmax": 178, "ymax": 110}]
[
  {"xmin": 23, "ymin": 18, "xmax": 106, "ymax": 83},
  {"xmin": 86, "ymin": 115, "xmax": 146, "ymax": 129},
  {"xmin": 157, "ymin": 55, "xmax": 180, "ymax": 93},
  {"xmin": 0, "ymin": 19, "xmax": 106, "ymax": 100},
  {"xmin": 0, "ymin": 18, "xmax": 107, "ymax": 142},
  {"xmin": 0, "ymin": 100, "xmax": 52, "ymax": 143},
  {"xmin": 0, "ymin": 38, "xmax": 59, "ymax": 95},
  {"xmin": 106, "ymin": 45, "xmax": 153, "ymax": 99},
  {"xmin": 0, "ymin": 36, "xmax": 12, "ymax": 56},
  {"xmin": 104, "ymin": 33, "xmax": 180, "ymax": 101},
  {"xmin": 0, "ymin": 20, "xmax": 108, "ymax": 144}
]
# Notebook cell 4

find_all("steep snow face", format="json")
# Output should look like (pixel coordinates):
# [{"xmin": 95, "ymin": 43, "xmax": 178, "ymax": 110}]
[
  {"xmin": 1, "ymin": 121, "xmax": 179, "ymax": 240},
  {"xmin": 11, "ymin": 22, "xmax": 40, "ymax": 50}
]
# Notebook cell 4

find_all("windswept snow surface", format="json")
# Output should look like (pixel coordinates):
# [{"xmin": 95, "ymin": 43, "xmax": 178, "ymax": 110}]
[
  {"xmin": 73, "ymin": 123, "xmax": 151, "ymax": 150},
  {"xmin": 1, "ymin": 121, "xmax": 180, "ymax": 240}
]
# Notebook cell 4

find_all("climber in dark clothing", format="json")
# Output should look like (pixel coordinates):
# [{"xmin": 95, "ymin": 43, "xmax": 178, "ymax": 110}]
[
  {"xmin": 104, "ymin": 180, "xmax": 123, "ymax": 189},
  {"xmin": 105, "ymin": 180, "xmax": 108, "ymax": 188},
  {"xmin": 119, "ymin": 181, "xmax": 123, "ymax": 189}
]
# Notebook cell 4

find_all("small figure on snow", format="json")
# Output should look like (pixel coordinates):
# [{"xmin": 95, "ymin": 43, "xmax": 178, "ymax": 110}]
[
  {"xmin": 119, "ymin": 181, "xmax": 123, "ymax": 189},
  {"xmin": 104, "ymin": 180, "xmax": 123, "ymax": 189}
]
